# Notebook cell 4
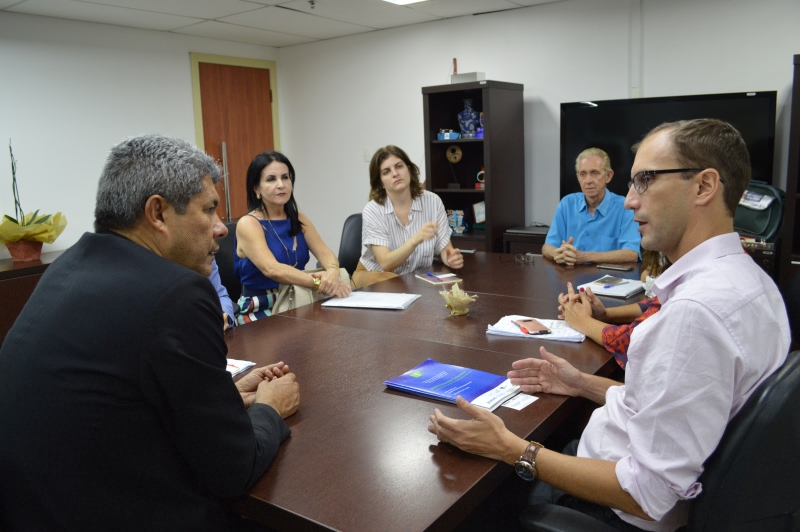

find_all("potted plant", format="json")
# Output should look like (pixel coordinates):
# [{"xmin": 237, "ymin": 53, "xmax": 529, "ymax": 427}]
[{"xmin": 0, "ymin": 141, "xmax": 67, "ymax": 262}]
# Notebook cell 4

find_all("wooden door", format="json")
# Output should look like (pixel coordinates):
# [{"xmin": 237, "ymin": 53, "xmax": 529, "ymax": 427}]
[{"xmin": 198, "ymin": 63, "xmax": 274, "ymax": 221}]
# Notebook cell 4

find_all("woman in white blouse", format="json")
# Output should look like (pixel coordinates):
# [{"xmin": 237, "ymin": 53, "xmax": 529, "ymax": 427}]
[{"xmin": 353, "ymin": 145, "xmax": 464, "ymax": 289}]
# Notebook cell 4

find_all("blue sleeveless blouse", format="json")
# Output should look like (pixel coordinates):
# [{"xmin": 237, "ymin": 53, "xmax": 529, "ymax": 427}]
[{"xmin": 234, "ymin": 218, "xmax": 310, "ymax": 291}]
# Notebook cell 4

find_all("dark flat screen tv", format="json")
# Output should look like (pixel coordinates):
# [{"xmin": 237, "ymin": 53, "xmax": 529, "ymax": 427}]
[{"xmin": 560, "ymin": 91, "xmax": 777, "ymax": 199}]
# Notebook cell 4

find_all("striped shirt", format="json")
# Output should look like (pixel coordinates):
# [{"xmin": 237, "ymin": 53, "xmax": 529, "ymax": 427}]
[{"xmin": 360, "ymin": 190, "xmax": 450, "ymax": 275}]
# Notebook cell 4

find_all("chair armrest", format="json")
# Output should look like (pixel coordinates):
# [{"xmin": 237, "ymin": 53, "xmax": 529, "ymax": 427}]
[{"xmin": 519, "ymin": 504, "xmax": 618, "ymax": 532}]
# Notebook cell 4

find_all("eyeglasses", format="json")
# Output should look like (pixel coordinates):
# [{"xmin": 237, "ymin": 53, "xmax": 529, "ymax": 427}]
[{"xmin": 628, "ymin": 168, "xmax": 720, "ymax": 194}]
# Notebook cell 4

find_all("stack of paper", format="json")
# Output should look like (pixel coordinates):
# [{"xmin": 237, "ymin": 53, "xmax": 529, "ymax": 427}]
[
  {"xmin": 487, "ymin": 315, "xmax": 585, "ymax": 343},
  {"xmin": 226, "ymin": 358, "xmax": 255, "ymax": 377},
  {"xmin": 322, "ymin": 292, "xmax": 421, "ymax": 310},
  {"xmin": 384, "ymin": 358, "xmax": 520, "ymax": 411},
  {"xmin": 578, "ymin": 275, "xmax": 644, "ymax": 298}
]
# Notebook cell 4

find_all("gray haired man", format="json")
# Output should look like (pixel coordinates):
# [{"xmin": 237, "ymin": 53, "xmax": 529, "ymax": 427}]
[{"xmin": 0, "ymin": 134, "xmax": 299, "ymax": 531}]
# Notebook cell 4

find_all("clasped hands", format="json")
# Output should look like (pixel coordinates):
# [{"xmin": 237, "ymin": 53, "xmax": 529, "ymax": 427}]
[
  {"xmin": 553, "ymin": 236, "xmax": 587, "ymax": 266},
  {"xmin": 558, "ymin": 282, "xmax": 606, "ymax": 327},
  {"xmin": 236, "ymin": 361, "xmax": 300, "ymax": 419},
  {"xmin": 311, "ymin": 268, "xmax": 351, "ymax": 298},
  {"xmin": 427, "ymin": 346, "xmax": 586, "ymax": 461}
]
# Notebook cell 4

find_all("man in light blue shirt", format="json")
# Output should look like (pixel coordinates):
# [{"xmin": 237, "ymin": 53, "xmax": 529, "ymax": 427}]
[
  {"xmin": 542, "ymin": 148, "xmax": 640, "ymax": 265},
  {"xmin": 209, "ymin": 259, "xmax": 235, "ymax": 330}
]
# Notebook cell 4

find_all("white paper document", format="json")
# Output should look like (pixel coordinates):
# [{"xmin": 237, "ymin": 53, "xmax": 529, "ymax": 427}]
[
  {"xmin": 226, "ymin": 358, "xmax": 255, "ymax": 377},
  {"xmin": 502, "ymin": 393, "xmax": 538, "ymax": 411},
  {"xmin": 322, "ymin": 292, "xmax": 421, "ymax": 310},
  {"xmin": 487, "ymin": 315, "xmax": 585, "ymax": 343},
  {"xmin": 578, "ymin": 276, "xmax": 644, "ymax": 298},
  {"xmin": 470, "ymin": 379, "xmax": 521, "ymax": 411}
]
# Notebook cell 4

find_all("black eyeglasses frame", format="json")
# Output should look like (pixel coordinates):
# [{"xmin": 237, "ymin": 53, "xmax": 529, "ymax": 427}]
[{"xmin": 627, "ymin": 168, "xmax": 722, "ymax": 194}]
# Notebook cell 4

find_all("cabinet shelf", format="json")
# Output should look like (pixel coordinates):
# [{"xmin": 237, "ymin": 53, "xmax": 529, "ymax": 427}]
[{"xmin": 423, "ymin": 80, "xmax": 524, "ymax": 253}]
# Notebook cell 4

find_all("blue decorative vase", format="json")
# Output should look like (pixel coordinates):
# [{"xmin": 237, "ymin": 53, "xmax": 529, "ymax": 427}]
[{"xmin": 458, "ymin": 99, "xmax": 479, "ymax": 138}]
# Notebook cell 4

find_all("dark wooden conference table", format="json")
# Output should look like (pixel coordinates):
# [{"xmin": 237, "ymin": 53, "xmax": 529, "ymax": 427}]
[{"xmin": 225, "ymin": 253, "xmax": 642, "ymax": 532}]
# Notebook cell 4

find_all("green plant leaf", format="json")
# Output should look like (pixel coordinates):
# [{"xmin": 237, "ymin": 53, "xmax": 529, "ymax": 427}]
[
  {"xmin": 33, "ymin": 214, "xmax": 51, "ymax": 224},
  {"xmin": 3, "ymin": 214, "xmax": 19, "ymax": 224},
  {"xmin": 23, "ymin": 209, "xmax": 40, "ymax": 226}
]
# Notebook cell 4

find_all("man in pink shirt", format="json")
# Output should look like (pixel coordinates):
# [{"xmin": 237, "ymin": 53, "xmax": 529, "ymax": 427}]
[{"xmin": 428, "ymin": 119, "xmax": 790, "ymax": 531}]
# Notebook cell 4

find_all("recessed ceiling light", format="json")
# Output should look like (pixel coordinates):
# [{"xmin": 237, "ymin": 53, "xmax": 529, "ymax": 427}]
[{"xmin": 383, "ymin": 0, "xmax": 429, "ymax": 5}]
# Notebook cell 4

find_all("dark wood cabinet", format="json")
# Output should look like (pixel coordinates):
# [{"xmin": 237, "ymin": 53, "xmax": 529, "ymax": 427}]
[
  {"xmin": 503, "ymin": 226, "xmax": 549, "ymax": 255},
  {"xmin": 779, "ymin": 54, "xmax": 800, "ymax": 289},
  {"xmin": 422, "ymin": 81, "xmax": 525, "ymax": 252}
]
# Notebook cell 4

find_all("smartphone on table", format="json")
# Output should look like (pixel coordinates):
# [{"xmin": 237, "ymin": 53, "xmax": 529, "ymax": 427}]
[
  {"xmin": 597, "ymin": 264, "xmax": 634, "ymax": 271},
  {"xmin": 512, "ymin": 318, "xmax": 551, "ymax": 335}
]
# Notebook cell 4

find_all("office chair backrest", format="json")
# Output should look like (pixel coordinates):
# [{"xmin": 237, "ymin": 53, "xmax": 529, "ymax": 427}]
[
  {"xmin": 216, "ymin": 221, "xmax": 241, "ymax": 304},
  {"xmin": 337, "ymin": 213, "xmax": 363, "ymax": 277},
  {"xmin": 688, "ymin": 350, "xmax": 800, "ymax": 531}
]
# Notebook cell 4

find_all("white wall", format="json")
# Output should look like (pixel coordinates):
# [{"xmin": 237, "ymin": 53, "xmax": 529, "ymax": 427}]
[
  {"xmin": 3, "ymin": 0, "xmax": 800, "ymax": 260},
  {"xmin": 276, "ymin": 0, "xmax": 800, "ymax": 253},
  {"xmin": 0, "ymin": 11, "xmax": 278, "ymax": 259}
]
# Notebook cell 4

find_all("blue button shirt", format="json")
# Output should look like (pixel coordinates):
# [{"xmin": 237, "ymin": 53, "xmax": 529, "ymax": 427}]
[
  {"xmin": 545, "ymin": 190, "xmax": 641, "ymax": 258},
  {"xmin": 208, "ymin": 259, "xmax": 235, "ymax": 327}
]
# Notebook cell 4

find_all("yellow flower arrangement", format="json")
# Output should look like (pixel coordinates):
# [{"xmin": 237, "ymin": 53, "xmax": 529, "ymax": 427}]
[{"xmin": 1, "ymin": 141, "xmax": 67, "ymax": 260}]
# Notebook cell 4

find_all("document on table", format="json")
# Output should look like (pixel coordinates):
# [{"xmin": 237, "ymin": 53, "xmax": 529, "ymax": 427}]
[
  {"xmin": 487, "ymin": 315, "xmax": 585, "ymax": 343},
  {"xmin": 322, "ymin": 291, "xmax": 421, "ymax": 310},
  {"xmin": 384, "ymin": 358, "xmax": 520, "ymax": 411},
  {"xmin": 226, "ymin": 358, "xmax": 255, "ymax": 377},
  {"xmin": 502, "ymin": 393, "xmax": 538, "ymax": 411},
  {"xmin": 577, "ymin": 276, "xmax": 644, "ymax": 298}
]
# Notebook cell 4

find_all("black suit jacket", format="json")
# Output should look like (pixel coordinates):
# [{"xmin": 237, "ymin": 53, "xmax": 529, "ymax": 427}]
[{"xmin": 0, "ymin": 232, "xmax": 290, "ymax": 531}]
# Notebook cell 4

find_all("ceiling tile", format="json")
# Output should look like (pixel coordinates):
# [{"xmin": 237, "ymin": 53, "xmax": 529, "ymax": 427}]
[
  {"xmin": 276, "ymin": 0, "xmax": 441, "ymax": 30},
  {"xmin": 220, "ymin": 5, "xmax": 373, "ymax": 39},
  {"xmin": 77, "ymin": 0, "xmax": 265, "ymax": 20},
  {"xmin": 172, "ymin": 20, "xmax": 313, "ymax": 47},
  {"xmin": 406, "ymin": 0, "xmax": 521, "ymax": 18},
  {"xmin": 7, "ymin": 0, "xmax": 202, "ymax": 31},
  {"xmin": 507, "ymin": 0, "xmax": 564, "ymax": 6}
]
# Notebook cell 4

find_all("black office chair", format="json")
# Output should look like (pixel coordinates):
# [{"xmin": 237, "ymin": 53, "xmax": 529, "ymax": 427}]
[
  {"xmin": 337, "ymin": 213, "xmax": 362, "ymax": 277},
  {"xmin": 784, "ymin": 270, "xmax": 800, "ymax": 351},
  {"xmin": 216, "ymin": 221, "xmax": 241, "ymax": 310},
  {"xmin": 520, "ymin": 350, "xmax": 800, "ymax": 532}
]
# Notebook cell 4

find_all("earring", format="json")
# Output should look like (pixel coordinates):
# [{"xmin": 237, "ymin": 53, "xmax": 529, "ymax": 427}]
[{"xmin": 257, "ymin": 193, "xmax": 261, "ymax": 200}]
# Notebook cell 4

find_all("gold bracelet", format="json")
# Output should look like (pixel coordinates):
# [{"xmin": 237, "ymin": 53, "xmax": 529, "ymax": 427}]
[{"xmin": 326, "ymin": 263, "xmax": 339, "ymax": 270}]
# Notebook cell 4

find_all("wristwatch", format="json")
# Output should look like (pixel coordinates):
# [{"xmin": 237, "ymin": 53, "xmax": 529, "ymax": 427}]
[
  {"xmin": 312, "ymin": 277, "xmax": 321, "ymax": 292},
  {"xmin": 514, "ymin": 441, "xmax": 544, "ymax": 481}
]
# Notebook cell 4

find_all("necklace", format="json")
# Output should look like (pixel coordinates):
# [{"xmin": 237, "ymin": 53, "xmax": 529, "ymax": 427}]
[{"xmin": 264, "ymin": 213, "xmax": 298, "ymax": 267}]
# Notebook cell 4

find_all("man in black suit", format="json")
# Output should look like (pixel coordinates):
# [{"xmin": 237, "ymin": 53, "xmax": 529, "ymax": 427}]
[{"xmin": 0, "ymin": 134, "xmax": 299, "ymax": 531}]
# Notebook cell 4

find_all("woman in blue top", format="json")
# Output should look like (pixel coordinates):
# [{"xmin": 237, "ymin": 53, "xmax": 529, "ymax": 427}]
[{"xmin": 235, "ymin": 151, "xmax": 351, "ymax": 323}]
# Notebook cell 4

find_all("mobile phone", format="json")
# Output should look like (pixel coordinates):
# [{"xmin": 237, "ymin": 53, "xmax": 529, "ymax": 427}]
[
  {"xmin": 512, "ymin": 318, "xmax": 551, "ymax": 335},
  {"xmin": 597, "ymin": 264, "xmax": 634, "ymax": 271}
]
